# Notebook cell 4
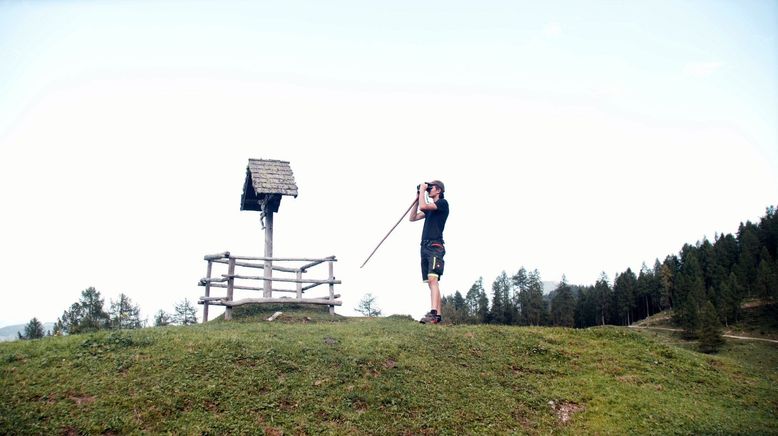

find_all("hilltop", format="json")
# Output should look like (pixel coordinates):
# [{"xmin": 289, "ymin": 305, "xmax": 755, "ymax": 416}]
[{"xmin": 1, "ymin": 308, "xmax": 776, "ymax": 434}]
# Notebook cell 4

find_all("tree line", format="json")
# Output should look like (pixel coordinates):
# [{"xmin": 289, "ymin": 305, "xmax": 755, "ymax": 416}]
[
  {"xmin": 17, "ymin": 288, "xmax": 200, "ymax": 340},
  {"xmin": 442, "ymin": 206, "xmax": 778, "ymax": 341}
]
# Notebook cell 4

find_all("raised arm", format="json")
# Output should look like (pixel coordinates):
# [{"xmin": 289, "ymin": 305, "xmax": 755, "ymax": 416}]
[{"xmin": 409, "ymin": 197, "xmax": 425, "ymax": 222}]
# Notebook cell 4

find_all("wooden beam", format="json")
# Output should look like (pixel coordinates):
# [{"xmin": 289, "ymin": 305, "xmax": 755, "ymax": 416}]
[
  {"xmin": 301, "ymin": 282, "xmax": 322, "ymax": 292},
  {"xmin": 211, "ymin": 259, "xmax": 298, "ymax": 273},
  {"xmin": 201, "ymin": 283, "xmax": 299, "ymax": 293},
  {"xmin": 230, "ymin": 255, "xmax": 337, "ymax": 262},
  {"xmin": 314, "ymin": 294, "xmax": 341, "ymax": 300},
  {"xmin": 223, "ymin": 274, "xmax": 342, "ymax": 285},
  {"xmin": 199, "ymin": 295, "xmax": 341, "ymax": 306},
  {"xmin": 225, "ymin": 257, "xmax": 236, "ymax": 320},
  {"xmin": 266, "ymin": 311, "xmax": 283, "ymax": 322},
  {"xmin": 204, "ymin": 252, "xmax": 230, "ymax": 260},
  {"xmin": 200, "ymin": 294, "xmax": 340, "ymax": 301},
  {"xmin": 299, "ymin": 258, "xmax": 327, "ymax": 272},
  {"xmin": 224, "ymin": 297, "xmax": 343, "ymax": 307},
  {"xmin": 296, "ymin": 270, "xmax": 303, "ymax": 299},
  {"xmin": 199, "ymin": 277, "xmax": 228, "ymax": 285},
  {"xmin": 199, "ymin": 296, "xmax": 228, "ymax": 302},
  {"xmin": 328, "ymin": 260, "xmax": 336, "ymax": 315},
  {"xmin": 264, "ymin": 211, "xmax": 273, "ymax": 298},
  {"xmin": 203, "ymin": 260, "xmax": 212, "ymax": 323}
]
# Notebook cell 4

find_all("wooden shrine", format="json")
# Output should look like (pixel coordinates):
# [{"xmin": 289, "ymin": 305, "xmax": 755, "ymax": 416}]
[{"xmin": 198, "ymin": 159, "xmax": 342, "ymax": 321}]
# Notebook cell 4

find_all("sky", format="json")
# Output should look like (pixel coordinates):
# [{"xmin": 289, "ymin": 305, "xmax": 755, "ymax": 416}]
[{"xmin": 0, "ymin": 0, "xmax": 776, "ymax": 327}]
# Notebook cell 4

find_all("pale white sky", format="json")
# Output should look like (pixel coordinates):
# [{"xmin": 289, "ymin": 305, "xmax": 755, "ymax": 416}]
[{"xmin": 1, "ymin": 1, "xmax": 776, "ymax": 326}]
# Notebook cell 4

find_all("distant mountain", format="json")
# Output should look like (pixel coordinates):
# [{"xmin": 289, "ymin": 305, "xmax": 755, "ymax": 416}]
[{"xmin": 0, "ymin": 323, "xmax": 56, "ymax": 341}]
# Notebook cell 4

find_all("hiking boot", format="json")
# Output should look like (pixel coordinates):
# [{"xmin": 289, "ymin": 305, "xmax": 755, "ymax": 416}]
[{"xmin": 419, "ymin": 311, "xmax": 442, "ymax": 324}]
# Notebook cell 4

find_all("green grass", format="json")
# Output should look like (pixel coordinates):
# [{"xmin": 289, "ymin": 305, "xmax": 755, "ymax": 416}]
[{"xmin": 2, "ymin": 309, "xmax": 777, "ymax": 435}]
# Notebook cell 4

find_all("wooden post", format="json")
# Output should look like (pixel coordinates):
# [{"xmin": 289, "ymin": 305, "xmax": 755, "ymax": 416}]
[
  {"xmin": 225, "ymin": 257, "xmax": 236, "ymax": 320},
  {"xmin": 296, "ymin": 269, "xmax": 303, "ymax": 300},
  {"xmin": 328, "ymin": 259, "xmax": 335, "ymax": 315},
  {"xmin": 203, "ymin": 260, "xmax": 213, "ymax": 322},
  {"xmin": 264, "ymin": 212, "xmax": 273, "ymax": 298}
]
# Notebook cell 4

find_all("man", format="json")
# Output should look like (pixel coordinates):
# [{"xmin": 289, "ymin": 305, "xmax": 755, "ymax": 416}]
[{"xmin": 408, "ymin": 180, "xmax": 449, "ymax": 324}]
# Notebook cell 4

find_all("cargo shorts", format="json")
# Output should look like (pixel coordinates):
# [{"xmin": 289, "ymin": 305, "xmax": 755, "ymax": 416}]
[{"xmin": 420, "ymin": 240, "xmax": 445, "ymax": 282}]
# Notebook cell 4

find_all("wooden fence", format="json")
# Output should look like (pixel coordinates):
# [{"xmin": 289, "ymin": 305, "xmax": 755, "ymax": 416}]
[{"xmin": 197, "ymin": 251, "xmax": 342, "ymax": 321}]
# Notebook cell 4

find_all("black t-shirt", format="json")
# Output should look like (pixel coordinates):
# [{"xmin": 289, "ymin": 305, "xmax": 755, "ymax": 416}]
[{"xmin": 421, "ymin": 198, "xmax": 449, "ymax": 242}]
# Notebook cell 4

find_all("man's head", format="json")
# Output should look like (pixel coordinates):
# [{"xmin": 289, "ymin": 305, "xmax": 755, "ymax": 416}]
[{"xmin": 428, "ymin": 180, "xmax": 445, "ymax": 199}]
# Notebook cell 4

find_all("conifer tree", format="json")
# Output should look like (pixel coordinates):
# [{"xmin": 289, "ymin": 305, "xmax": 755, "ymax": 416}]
[
  {"xmin": 613, "ymin": 268, "xmax": 637, "ymax": 325},
  {"xmin": 658, "ymin": 256, "xmax": 677, "ymax": 310},
  {"xmin": 574, "ymin": 285, "xmax": 598, "ymax": 327},
  {"xmin": 109, "ymin": 293, "xmax": 142, "ymax": 329},
  {"xmin": 698, "ymin": 300, "xmax": 725, "ymax": 353},
  {"xmin": 698, "ymin": 239, "xmax": 716, "ymax": 291},
  {"xmin": 676, "ymin": 250, "xmax": 706, "ymax": 339},
  {"xmin": 154, "ymin": 310, "xmax": 172, "ymax": 327},
  {"xmin": 465, "ymin": 278, "xmax": 485, "ymax": 321},
  {"xmin": 715, "ymin": 274, "xmax": 734, "ymax": 326},
  {"xmin": 490, "ymin": 273, "xmax": 506, "ymax": 324},
  {"xmin": 441, "ymin": 292, "xmax": 469, "ymax": 324},
  {"xmin": 452, "ymin": 290, "xmax": 465, "ymax": 312},
  {"xmin": 476, "ymin": 286, "xmax": 490, "ymax": 324},
  {"xmin": 18, "ymin": 317, "xmax": 45, "ymax": 340},
  {"xmin": 736, "ymin": 223, "xmax": 761, "ymax": 297},
  {"xmin": 450, "ymin": 291, "xmax": 469, "ymax": 323},
  {"xmin": 773, "ymin": 256, "xmax": 778, "ymax": 309},
  {"xmin": 56, "ymin": 287, "xmax": 110, "ymax": 334},
  {"xmin": 550, "ymin": 277, "xmax": 575, "ymax": 327},
  {"xmin": 594, "ymin": 273, "xmax": 612, "ymax": 325},
  {"xmin": 57, "ymin": 302, "xmax": 84, "ymax": 335},
  {"xmin": 679, "ymin": 295, "xmax": 701, "ymax": 340},
  {"xmin": 650, "ymin": 259, "xmax": 663, "ymax": 312},
  {"xmin": 755, "ymin": 247, "xmax": 777, "ymax": 302},
  {"xmin": 512, "ymin": 267, "xmax": 529, "ymax": 290},
  {"xmin": 79, "ymin": 287, "xmax": 110, "ymax": 332},
  {"xmin": 173, "ymin": 299, "xmax": 198, "ymax": 325},
  {"xmin": 521, "ymin": 269, "xmax": 547, "ymax": 326},
  {"xmin": 490, "ymin": 271, "xmax": 515, "ymax": 324},
  {"xmin": 637, "ymin": 263, "xmax": 659, "ymax": 320},
  {"xmin": 758, "ymin": 205, "xmax": 777, "ymax": 260},
  {"xmin": 511, "ymin": 267, "xmax": 529, "ymax": 315},
  {"xmin": 712, "ymin": 233, "xmax": 739, "ymax": 288}
]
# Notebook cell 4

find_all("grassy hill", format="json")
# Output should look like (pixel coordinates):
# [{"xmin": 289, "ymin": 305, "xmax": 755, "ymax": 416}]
[{"xmin": 1, "ymin": 306, "xmax": 776, "ymax": 435}]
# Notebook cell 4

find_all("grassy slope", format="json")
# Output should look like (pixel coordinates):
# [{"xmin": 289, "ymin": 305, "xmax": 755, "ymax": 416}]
[{"xmin": 1, "ymin": 308, "xmax": 776, "ymax": 435}]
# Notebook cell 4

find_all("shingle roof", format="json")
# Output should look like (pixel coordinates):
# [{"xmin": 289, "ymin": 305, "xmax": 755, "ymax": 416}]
[
  {"xmin": 246, "ymin": 159, "xmax": 298, "ymax": 196},
  {"xmin": 241, "ymin": 159, "xmax": 298, "ymax": 212}
]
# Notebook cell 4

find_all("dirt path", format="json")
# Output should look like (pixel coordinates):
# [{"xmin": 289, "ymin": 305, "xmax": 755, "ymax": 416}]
[
  {"xmin": 719, "ymin": 333, "xmax": 778, "ymax": 343},
  {"xmin": 628, "ymin": 325, "xmax": 778, "ymax": 344}
]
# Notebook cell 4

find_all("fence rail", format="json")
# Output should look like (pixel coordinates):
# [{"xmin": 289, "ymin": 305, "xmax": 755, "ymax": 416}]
[{"xmin": 197, "ymin": 251, "xmax": 341, "ymax": 321}]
